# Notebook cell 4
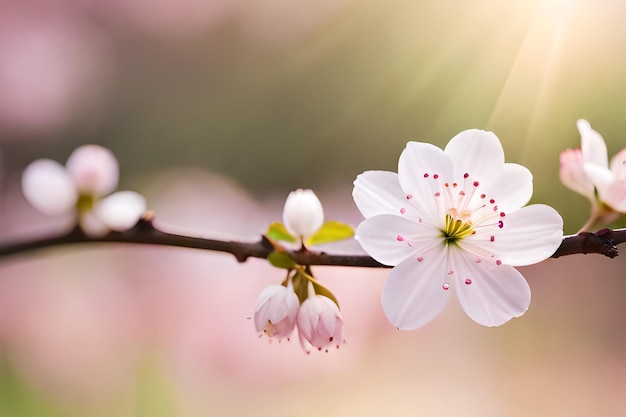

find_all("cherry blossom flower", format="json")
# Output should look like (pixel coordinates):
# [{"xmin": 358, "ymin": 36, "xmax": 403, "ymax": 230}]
[
  {"xmin": 283, "ymin": 188, "xmax": 324, "ymax": 240},
  {"xmin": 22, "ymin": 145, "xmax": 146, "ymax": 235},
  {"xmin": 560, "ymin": 119, "xmax": 626, "ymax": 231},
  {"xmin": 296, "ymin": 293, "xmax": 344, "ymax": 353},
  {"xmin": 254, "ymin": 284, "xmax": 299, "ymax": 340},
  {"xmin": 353, "ymin": 129, "xmax": 563, "ymax": 330}
]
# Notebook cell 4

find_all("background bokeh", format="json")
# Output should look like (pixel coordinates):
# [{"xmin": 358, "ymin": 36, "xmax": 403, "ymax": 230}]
[{"xmin": 1, "ymin": 0, "xmax": 626, "ymax": 415}]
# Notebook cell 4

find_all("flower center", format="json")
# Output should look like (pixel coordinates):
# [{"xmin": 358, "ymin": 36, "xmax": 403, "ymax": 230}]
[
  {"xmin": 442, "ymin": 213, "xmax": 474, "ymax": 244},
  {"xmin": 397, "ymin": 171, "xmax": 508, "ymax": 250},
  {"xmin": 262, "ymin": 320, "xmax": 277, "ymax": 337},
  {"xmin": 423, "ymin": 171, "xmax": 506, "ymax": 244},
  {"xmin": 76, "ymin": 193, "xmax": 96, "ymax": 213}
]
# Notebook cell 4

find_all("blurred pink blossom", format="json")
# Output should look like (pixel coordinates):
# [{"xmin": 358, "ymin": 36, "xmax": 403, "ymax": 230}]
[
  {"xmin": 22, "ymin": 144, "xmax": 146, "ymax": 235},
  {"xmin": 560, "ymin": 119, "xmax": 626, "ymax": 231},
  {"xmin": 0, "ymin": 8, "xmax": 113, "ymax": 138}
]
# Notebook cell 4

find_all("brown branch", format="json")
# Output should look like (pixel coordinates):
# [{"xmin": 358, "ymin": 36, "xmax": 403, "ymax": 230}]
[
  {"xmin": 551, "ymin": 228, "xmax": 626, "ymax": 258},
  {"xmin": 0, "ymin": 218, "xmax": 624, "ymax": 266}
]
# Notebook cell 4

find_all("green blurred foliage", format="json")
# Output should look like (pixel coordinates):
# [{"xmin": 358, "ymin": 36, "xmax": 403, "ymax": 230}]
[{"xmin": 0, "ymin": 360, "xmax": 71, "ymax": 417}]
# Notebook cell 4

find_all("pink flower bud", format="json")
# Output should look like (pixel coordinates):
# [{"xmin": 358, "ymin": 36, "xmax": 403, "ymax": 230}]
[
  {"xmin": 254, "ymin": 285, "xmax": 299, "ymax": 340},
  {"xmin": 297, "ymin": 295, "xmax": 344, "ymax": 353}
]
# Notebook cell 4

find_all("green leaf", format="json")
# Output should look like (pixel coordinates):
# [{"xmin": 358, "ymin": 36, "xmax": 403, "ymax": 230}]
[
  {"xmin": 267, "ymin": 251, "xmax": 296, "ymax": 270},
  {"xmin": 291, "ymin": 271, "xmax": 309, "ymax": 304},
  {"xmin": 305, "ymin": 221, "xmax": 354, "ymax": 246},
  {"xmin": 312, "ymin": 281, "xmax": 340, "ymax": 309},
  {"xmin": 266, "ymin": 222, "xmax": 297, "ymax": 243},
  {"xmin": 297, "ymin": 268, "xmax": 341, "ymax": 309}
]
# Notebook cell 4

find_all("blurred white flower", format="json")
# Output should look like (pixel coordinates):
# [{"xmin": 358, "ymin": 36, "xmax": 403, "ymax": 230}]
[
  {"xmin": 560, "ymin": 119, "xmax": 626, "ymax": 230},
  {"xmin": 66, "ymin": 144, "xmax": 119, "ymax": 195},
  {"xmin": 22, "ymin": 145, "xmax": 145, "ymax": 235},
  {"xmin": 283, "ymin": 188, "xmax": 324, "ymax": 240},
  {"xmin": 353, "ymin": 130, "xmax": 563, "ymax": 330},
  {"xmin": 296, "ymin": 293, "xmax": 344, "ymax": 353},
  {"xmin": 254, "ymin": 284, "xmax": 299, "ymax": 340}
]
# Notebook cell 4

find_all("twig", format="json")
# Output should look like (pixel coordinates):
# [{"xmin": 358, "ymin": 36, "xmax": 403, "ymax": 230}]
[
  {"xmin": 551, "ymin": 228, "xmax": 626, "ymax": 259},
  {"xmin": 0, "ymin": 217, "xmax": 625, "ymax": 266}
]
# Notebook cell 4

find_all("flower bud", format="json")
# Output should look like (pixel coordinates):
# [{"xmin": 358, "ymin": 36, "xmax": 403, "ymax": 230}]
[
  {"xmin": 254, "ymin": 284, "xmax": 299, "ymax": 340},
  {"xmin": 282, "ymin": 189, "xmax": 324, "ymax": 239},
  {"xmin": 297, "ymin": 295, "xmax": 344, "ymax": 353}
]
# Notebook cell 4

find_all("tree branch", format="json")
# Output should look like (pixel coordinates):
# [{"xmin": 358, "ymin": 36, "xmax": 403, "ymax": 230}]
[{"xmin": 0, "ymin": 217, "xmax": 625, "ymax": 266}]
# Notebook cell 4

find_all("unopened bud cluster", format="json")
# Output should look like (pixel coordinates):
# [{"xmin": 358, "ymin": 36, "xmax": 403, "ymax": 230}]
[
  {"xmin": 254, "ymin": 277, "xmax": 344, "ymax": 354},
  {"xmin": 255, "ymin": 189, "xmax": 352, "ymax": 353}
]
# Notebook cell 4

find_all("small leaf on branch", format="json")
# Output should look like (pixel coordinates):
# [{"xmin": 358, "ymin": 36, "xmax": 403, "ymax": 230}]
[
  {"xmin": 266, "ymin": 222, "xmax": 297, "ymax": 243},
  {"xmin": 311, "ymin": 281, "xmax": 340, "ymax": 309},
  {"xmin": 305, "ymin": 221, "xmax": 354, "ymax": 246},
  {"xmin": 296, "ymin": 267, "xmax": 341, "ymax": 309},
  {"xmin": 291, "ymin": 271, "xmax": 309, "ymax": 304},
  {"xmin": 267, "ymin": 251, "xmax": 297, "ymax": 270}
]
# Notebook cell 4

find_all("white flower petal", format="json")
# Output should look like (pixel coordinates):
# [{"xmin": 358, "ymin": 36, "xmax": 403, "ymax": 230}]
[
  {"xmin": 382, "ymin": 246, "xmax": 450, "ymax": 330},
  {"xmin": 94, "ymin": 191, "xmax": 146, "ymax": 231},
  {"xmin": 483, "ymin": 163, "xmax": 534, "ymax": 212},
  {"xmin": 559, "ymin": 148, "xmax": 595, "ymax": 201},
  {"xmin": 583, "ymin": 163, "xmax": 626, "ymax": 211},
  {"xmin": 609, "ymin": 148, "xmax": 626, "ymax": 181},
  {"xmin": 444, "ymin": 129, "xmax": 504, "ymax": 183},
  {"xmin": 453, "ymin": 248, "xmax": 530, "ymax": 327},
  {"xmin": 79, "ymin": 211, "xmax": 110, "ymax": 237},
  {"xmin": 602, "ymin": 149, "xmax": 626, "ymax": 211},
  {"xmin": 355, "ymin": 214, "xmax": 441, "ymax": 266},
  {"xmin": 397, "ymin": 141, "xmax": 453, "ymax": 224},
  {"xmin": 66, "ymin": 145, "xmax": 119, "ymax": 196},
  {"xmin": 21, "ymin": 159, "xmax": 77, "ymax": 215},
  {"xmin": 463, "ymin": 204, "xmax": 563, "ymax": 266},
  {"xmin": 353, "ymin": 170, "xmax": 407, "ymax": 218},
  {"xmin": 603, "ymin": 186, "xmax": 626, "ymax": 212},
  {"xmin": 578, "ymin": 119, "xmax": 608, "ymax": 169},
  {"xmin": 282, "ymin": 188, "xmax": 324, "ymax": 239},
  {"xmin": 584, "ymin": 163, "xmax": 613, "ymax": 194},
  {"xmin": 298, "ymin": 331, "xmax": 315, "ymax": 354}
]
